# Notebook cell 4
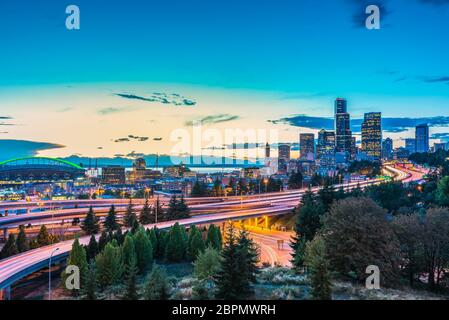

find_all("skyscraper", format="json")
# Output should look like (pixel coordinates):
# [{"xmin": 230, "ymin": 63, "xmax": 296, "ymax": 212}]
[
  {"xmin": 265, "ymin": 142, "xmax": 270, "ymax": 158},
  {"xmin": 415, "ymin": 124, "xmax": 429, "ymax": 153},
  {"xmin": 334, "ymin": 98, "xmax": 352, "ymax": 154},
  {"xmin": 382, "ymin": 138, "xmax": 393, "ymax": 160},
  {"xmin": 361, "ymin": 112, "xmax": 382, "ymax": 160},
  {"xmin": 317, "ymin": 130, "xmax": 335, "ymax": 159},
  {"xmin": 405, "ymin": 138, "xmax": 416, "ymax": 155},
  {"xmin": 300, "ymin": 133, "xmax": 315, "ymax": 159},
  {"xmin": 278, "ymin": 144, "xmax": 291, "ymax": 162}
]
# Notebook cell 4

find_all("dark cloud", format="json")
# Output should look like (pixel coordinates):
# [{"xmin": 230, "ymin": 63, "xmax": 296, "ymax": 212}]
[
  {"xmin": 185, "ymin": 114, "xmax": 240, "ymax": 126},
  {"xmin": 153, "ymin": 138, "xmax": 163, "ymax": 141},
  {"xmin": 0, "ymin": 116, "xmax": 13, "ymax": 119},
  {"xmin": 114, "ymin": 135, "xmax": 149, "ymax": 143},
  {"xmin": 421, "ymin": 76, "xmax": 449, "ymax": 84},
  {"xmin": 272, "ymin": 115, "xmax": 449, "ymax": 133},
  {"xmin": 114, "ymin": 138, "xmax": 130, "ymax": 143},
  {"xmin": 347, "ymin": 0, "xmax": 391, "ymax": 28},
  {"xmin": 0, "ymin": 140, "xmax": 65, "ymax": 161},
  {"xmin": 115, "ymin": 92, "xmax": 196, "ymax": 107}
]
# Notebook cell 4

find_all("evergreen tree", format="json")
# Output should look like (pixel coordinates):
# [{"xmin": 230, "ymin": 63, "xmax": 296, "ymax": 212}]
[
  {"xmin": 147, "ymin": 228, "xmax": 158, "ymax": 256},
  {"xmin": 304, "ymin": 235, "xmax": 332, "ymax": 300},
  {"xmin": 155, "ymin": 230, "xmax": 168, "ymax": 259},
  {"xmin": 0, "ymin": 234, "xmax": 18, "ymax": 259},
  {"xmin": 121, "ymin": 234, "xmax": 136, "ymax": 270},
  {"xmin": 98, "ymin": 230, "xmax": 109, "ymax": 252},
  {"xmin": 176, "ymin": 195, "xmax": 190, "ymax": 219},
  {"xmin": 143, "ymin": 265, "xmax": 171, "ymax": 300},
  {"xmin": 193, "ymin": 246, "xmax": 221, "ymax": 281},
  {"xmin": 436, "ymin": 176, "xmax": 449, "ymax": 207},
  {"xmin": 86, "ymin": 235, "xmax": 99, "ymax": 261},
  {"xmin": 81, "ymin": 206, "xmax": 100, "ymax": 235},
  {"xmin": 214, "ymin": 223, "xmax": 240, "ymax": 299},
  {"xmin": 16, "ymin": 225, "xmax": 29, "ymax": 253},
  {"xmin": 123, "ymin": 199, "xmax": 138, "ymax": 229},
  {"xmin": 152, "ymin": 196, "xmax": 164, "ymax": 223},
  {"xmin": 288, "ymin": 171, "xmax": 304, "ymax": 190},
  {"xmin": 290, "ymin": 235, "xmax": 307, "ymax": 271},
  {"xmin": 191, "ymin": 180, "xmax": 207, "ymax": 197},
  {"xmin": 95, "ymin": 242, "xmax": 122, "ymax": 290},
  {"xmin": 123, "ymin": 254, "xmax": 139, "ymax": 300},
  {"xmin": 62, "ymin": 238, "xmax": 88, "ymax": 295},
  {"xmin": 37, "ymin": 225, "xmax": 52, "ymax": 246},
  {"xmin": 139, "ymin": 198, "xmax": 153, "ymax": 225},
  {"xmin": 235, "ymin": 228, "xmax": 259, "ymax": 297},
  {"xmin": 134, "ymin": 228, "xmax": 153, "ymax": 273},
  {"xmin": 187, "ymin": 225, "xmax": 206, "ymax": 260},
  {"xmin": 165, "ymin": 195, "xmax": 178, "ymax": 221},
  {"xmin": 206, "ymin": 225, "xmax": 222, "ymax": 250},
  {"xmin": 165, "ymin": 223, "xmax": 187, "ymax": 262},
  {"xmin": 317, "ymin": 183, "xmax": 336, "ymax": 211},
  {"xmin": 113, "ymin": 228, "xmax": 125, "ymax": 246},
  {"xmin": 85, "ymin": 260, "xmax": 97, "ymax": 300},
  {"xmin": 104, "ymin": 205, "xmax": 119, "ymax": 232}
]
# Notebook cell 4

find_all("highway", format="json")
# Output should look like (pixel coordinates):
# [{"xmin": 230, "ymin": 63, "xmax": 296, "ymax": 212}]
[{"xmin": 0, "ymin": 164, "xmax": 427, "ymax": 296}]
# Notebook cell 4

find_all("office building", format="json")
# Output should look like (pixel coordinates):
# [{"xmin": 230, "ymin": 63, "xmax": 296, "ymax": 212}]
[
  {"xmin": 334, "ymin": 98, "xmax": 352, "ymax": 154},
  {"xmin": 317, "ymin": 130, "xmax": 335, "ymax": 159},
  {"xmin": 102, "ymin": 166, "xmax": 126, "ymax": 185},
  {"xmin": 300, "ymin": 133, "xmax": 315, "ymax": 160},
  {"xmin": 415, "ymin": 124, "xmax": 430, "ymax": 153},
  {"xmin": 382, "ymin": 138, "xmax": 393, "ymax": 160},
  {"xmin": 405, "ymin": 138, "xmax": 416, "ymax": 155},
  {"xmin": 361, "ymin": 112, "xmax": 382, "ymax": 161}
]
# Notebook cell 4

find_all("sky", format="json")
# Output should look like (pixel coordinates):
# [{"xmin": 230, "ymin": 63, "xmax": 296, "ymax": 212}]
[{"xmin": 0, "ymin": 0, "xmax": 449, "ymax": 161}]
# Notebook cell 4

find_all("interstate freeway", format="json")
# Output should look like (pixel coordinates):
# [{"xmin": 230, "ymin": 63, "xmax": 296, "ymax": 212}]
[{"xmin": 0, "ymin": 164, "xmax": 427, "ymax": 297}]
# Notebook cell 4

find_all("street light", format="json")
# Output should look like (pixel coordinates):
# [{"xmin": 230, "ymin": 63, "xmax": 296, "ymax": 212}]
[{"xmin": 48, "ymin": 247, "xmax": 60, "ymax": 300}]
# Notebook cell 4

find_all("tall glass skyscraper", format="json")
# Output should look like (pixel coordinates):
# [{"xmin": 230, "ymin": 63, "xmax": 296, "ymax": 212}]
[
  {"xmin": 300, "ymin": 133, "xmax": 315, "ymax": 159},
  {"xmin": 334, "ymin": 98, "xmax": 352, "ymax": 154},
  {"xmin": 415, "ymin": 124, "xmax": 429, "ymax": 153},
  {"xmin": 361, "ymin": 112, "xmax": 382, "ymax": 160}
]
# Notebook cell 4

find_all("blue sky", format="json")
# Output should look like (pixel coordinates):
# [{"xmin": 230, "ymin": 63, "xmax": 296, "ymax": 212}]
[{"xmin": 0, "ymin": 0, "xmax": 449, "ymax": 160}]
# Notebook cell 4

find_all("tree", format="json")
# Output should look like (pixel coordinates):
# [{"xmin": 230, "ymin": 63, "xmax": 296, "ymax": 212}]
[
  {"xmin": 0, "ymin": 234, "xmax": 18, "ymax": 259},
  {"xmin": 139, "ymin": 198, "xmax": 153, "ymax": 225},
  {"xmin": 317, "ymin": 183, "xmax": 336, "ymax": 211},
  {"xmin": 193, "ymin": 246, "xmax": 221, "ymax": 280},
  {"xmin": 37, "ymin": 225, "xmax": 52, "ymax": 246},
  {"xmin": 95, "ymin": 242, "xmax": 122, "ymax": 289},
  {"xmin": 123, "ymin": 199, "xmax": 138, "ymax": 229},
  {"xmin": 206, "ymin": 225, "xmax": 222, "ymax": 250},
  {"xmin": 294, "ymin": 190, "xmax": 325, "ymax": 242},
  {"xmin": 16, "ymin": 225, "xmax": 29, "ymax": 253},
  {"xmin": 187, "ymin": 225, "xmax": 205, "ymax": 261},
  {"xmin": 86, "ymin": 235, "xmax": 99, "ymax": 261},
  {"xmin": 165, "ymin": 195, "xmax": 178, "ymax": 221},
  {"xmin": 176, "ymin": 195, "xmax": 190, "ymax": 219},
  {"xmin": 214, "ymin": 223, "xmax": 257, "ymax": 300},
  {"xmin": 123, "ymin": 254, "xmax": 139, "ymax": 300},
  {"xmin": 304, "ymin": 235, "xmax": 332, "ymax": 300},
  {"xmin": 436, "ymin": 176, "xmax": 449, "ymax": 207},
  {"xmin": 165, "ymin": 223, "xmax": 187, "ymax": 262},
  {"xmin": 147, "ymin": 228, "xmax": 158, "ymax": 256},
  {"xmin": 121, "ymin": 234, "xmax": 136, "ymax": 270},
  {"xmin": 113, "ymin": 228, "xmax": 125, "ymax": 246},
  {"xmin": 62, "ymin": 238, "xmax": 88, "ymax": 295},
  {"xmin": 290, "ymin": 235, "xmax": 307, "ymax": 271},
  {"xmin": 191, "ymin": 180, "xmax": 208, "ymax": 197},
  {"xmin": 323, "ymin": 197, "xmax": 401, "ymax": 286},
  {"xmin": 235, "ymin": 228, "xmax": 259, "ymax": 297},
  {"xmin": 288, "ymin": 171, "xmax": 303, "ymax": 190},
  {"xmin": 152, "ymin": 196, "xmax": 164, "ymax": 223},
  {"xmin": 85, "ymin": 260, "xmax": 97, "ymax": 300},
  {"xmin": 143, "ymin": 265, "xmax": 171, "ymax": 300},
  {"xmin": 104, "ymin": 205, "xmax": 119, "ymax": 232},
  {"xmin": 98, "ymin": 230, "xmax": 109, "ymax": 252},
  {"xmin": 81, "ymin": 206, "xmax": 100, "ymax": 235},
  {"xmin": 134, "ymin": 228, "xmax": 153, "ymax": 274}
]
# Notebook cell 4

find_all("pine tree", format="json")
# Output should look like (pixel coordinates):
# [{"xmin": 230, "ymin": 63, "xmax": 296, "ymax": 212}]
[
  {"xmin": 0, "ymin": 234, "xmax": 18, "ymax": 259},
  {"xmin": 187, "ymin": 225, "xmax": 205, "ymax": 261},
  {"xmin": 95, "ymin": 242, "xmax": 122, "ymax": 290},
  {"xmin": 214, "ymin": 223, "xmax": 240, "ymax": 299},
  {"xmin": 304, "ymin": 235, "xmax": 332, "ymax": 300},
  {"xmin": 113, "ymin": 228, "xmax": 125, "ymax": 245},
  {"xmin": 176, "ymin": 195, "xmax": 190, "ymax": 219},
  {"xmin": 123, "ymin": 199, "xmax": 138, "ymax": 229},
  {"xmin": 98, "ymin": 230, "xmax": 108, "ymax": 252},
  {"xmin": 134, "ymin": 228, "xmax": 153, "ymax": 274},
  {"xmin": 16, "ymin": 225, "xmax": 29, "ymax": 253},
  {"xmin": 86, "ymin": 235, "xmax": 99, "ymax": 261},
  {"xmin": 121, "ymin": 234, "xmax": 136, "ymax": 270},
  {"xmin": 147, "ymin": 228, "xmax": 158, "ymax": 256},
  {"xmin": 165, "ymin": 222, "xmax": 187, "ymax": 262},
  {"xmin": 81, "ymin": 206, "xmax": 100, "ymax": 235},
  {"xmin": 235, "ymin": 228, "xmax": 259, "ymax": 297},
  {"xmin": 85, "ymin": 260, "xmax": 97, "ymax": 300},
  {"xmin": 165, "ymin": 195, "xmax": 178, "ymax": 221},
  {"xmin": 62, "ymin": 238, "xmax": 88, "ymax": 295},
  {"xmin": 206, "ymin": 225, "xmax": 222, "ymax": 250},
  {"xmin": 139, "ymin": 198, "xmax": 153, "ymax": 225},
  {"xmin": 104, "ymin": 205, "xmax": 119, "ymax": 232},
  {"xmin": 193, "ymin": 246, "xmax": 221, "ymax": 281},
  {"xmin": 123, "ymin": 254, "xmax": 139, "ymax": 300},
  {"xmin": 37, "ymin": 225, "xmax": 52, "ymax": 246},
  {"xmin": 155, "ymin": 230, "xmax": 168, "ymax": 259},
  {"xmin": 143, "ymin": 265, "xmax": 171, "ymax": 300},
  {"xmin": 290, "ymin": 235, "xmax": 307, "ymax": 271},
  {"xmin": 191, "ymin": 180, "xmax": 207, "ymax": 197}
]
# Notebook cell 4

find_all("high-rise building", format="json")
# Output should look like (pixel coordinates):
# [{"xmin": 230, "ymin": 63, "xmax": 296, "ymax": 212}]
[
  {"xmin": 415, "ymin": 124, "xmax": 429, "ymax": 153},
  {"xmin": 317, "ymin": 130, "xmax": 335, "ymax": 159},
  {"xmin": 405, "ymin": 138, "xmax": 416, "ymax": 155},
  {"xmin": 361, "ymin": 112, "xmax": 382, "ymax": 160},
  {"xmin": 334, "ymin": 98, "xmax": 352, "ymax": 154},
  {"xmin": 382, "ymin": 138, "xmax": 393, "ymax": 160},
  {"xmin": 277, "ymin": 144, "xmax": 291, "ymax": 173},
  {"xmin": 265, "ymin": 142, "xmax": 270, "ymax": 158},
  {"xmin": 300, "ymin": 133, "xmax": 315, "ymax": 159},
  {"xmin": 102, "ymin": 166, "xmax": 126, "ymax": 185}
]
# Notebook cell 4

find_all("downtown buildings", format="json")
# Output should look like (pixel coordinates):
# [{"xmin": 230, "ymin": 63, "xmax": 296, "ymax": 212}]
[
  {"xmin": 415, "ymin": 123, "xmax": 430, "ymax": 153},
  {"xmin": 361, "ymin": 112, "xmax": 382, "ymax": 161}
]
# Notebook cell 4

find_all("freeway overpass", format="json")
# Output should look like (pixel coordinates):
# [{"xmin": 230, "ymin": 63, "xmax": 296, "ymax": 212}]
[{"xmin": 0, "ymin": 164, "xmax": 427, "ymax": 299}]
